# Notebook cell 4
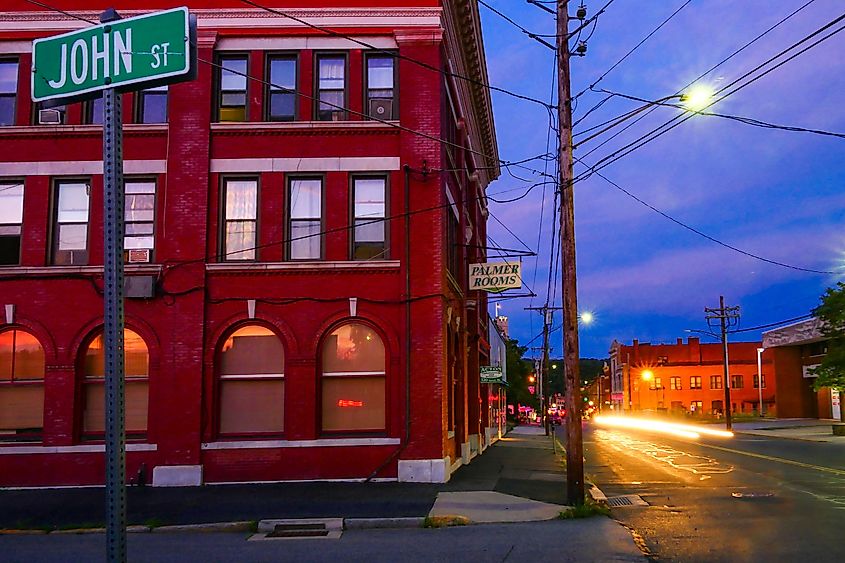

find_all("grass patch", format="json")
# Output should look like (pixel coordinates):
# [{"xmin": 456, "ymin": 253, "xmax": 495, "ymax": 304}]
[
  {"xmin": 142, "ymin": 518, "xmax": 164, "ymax": 529},
  {"xmin": 55, "ymin": 522, "xmax": 104, "ymax": 531},
  {"xmin": 247, "ymin": 520, "xmax": 259, "ymax": 533},
  {"xmin": 559, "ymin": 503, "xmax": 610, "ymax": 519},
  {"xmin": 423, "ymin": 515, "xmax": 470, "ymax": 528}
]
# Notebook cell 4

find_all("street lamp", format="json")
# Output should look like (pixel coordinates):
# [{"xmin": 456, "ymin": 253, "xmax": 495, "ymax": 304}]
[
  {"xmin": 680, "ymin": 84, "xmax": 715, "ymax": 112},
  {"xmin": 640, "ymin": 370, "xmax": 653, "ymax": 411},
  {"xmin": 757, "ymin": 347, "xmax": 765, "ymax": 417}
]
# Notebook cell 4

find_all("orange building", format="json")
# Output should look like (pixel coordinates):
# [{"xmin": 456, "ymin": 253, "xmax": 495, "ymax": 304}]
[{"xmin": 608, "ymin": 337, "xmax": 775, "ymax": 416}]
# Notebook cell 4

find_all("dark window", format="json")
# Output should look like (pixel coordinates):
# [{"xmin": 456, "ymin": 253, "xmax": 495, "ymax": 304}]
[
  {"xmin": 669, "ymin": 376, "xmax": 681, "ymax": 390},
  {"xmin": 365, "ymin": 55, "xmax": 396, "ymax": 120},
  {"xmin": 217, "ymin": 56, "xmax": 248, "ymax": 122},
  {"xmin": 711, "ymin": 400, "xmax": 723, "ymax": 414},
  {"xmin": 52, "ymin": 180, "xmax": 89, "ymax": 265},
  {"xmin": 806, "ymin": 341, "xmax": 828, "ymax": 357},
  {"xmin": 137, "ymin": 85, "xmax": 167, "ymax": 123},
  {"xmin": 731, "ymin": 374, "xmax": 744, "ymax": 389},
  {"xmin": 288, "ymin": 177, "xmax": 322, "ymax": 260},
  {"xmin": 446, "ymin": 204, "xmax": 460, "ymax": 276},
  {"xmin": 83, "ymin": 96, "xmax": 103, "ymax": 124},
  {"xmin": 710, "ymin": 375, "xmax": 723, "ymax": 389},
  {"xmin": 690, "ymin": 376, "xmax": 702, "ymax": 390},
  {"xmin": 0, "ymin": 59, "xmax": 18, "ymax": 126},
  {"xmin": 267, "ymin": 56, "xmax": 296, "ymax": 121},
  {"xmin": 125, "ymin": 180, "xmax": 156, "ymax": 258},
  {"xmin": 221, "ymin": 178, "xmax": 257, "ymax": 261},
  {"xmin": 352, "ymin": 177, "xmax": 386, "ymax": 260},
  {"xmin": 753, "ymin": 374, "xmax": 766, "ymax": 389},
  {"xmin": 316, "ymin": 55, "xmax": 346, "ymax": 121},
  {"xmin": 0, "ymin": 181, "xmax": 23, "ymax": 265}
]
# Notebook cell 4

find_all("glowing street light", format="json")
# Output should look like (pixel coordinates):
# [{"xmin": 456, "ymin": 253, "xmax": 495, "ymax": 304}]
[
  {"xmin": 680, "ymin": 84, "xmax": 715, "ymax": 112},
  {"xmin": 579, "ymin": 311, "xmax": 594, "ymax": 325},
  {"xmin": 641, "ymin": 370, "xmax": 654, "ymax": 381}
]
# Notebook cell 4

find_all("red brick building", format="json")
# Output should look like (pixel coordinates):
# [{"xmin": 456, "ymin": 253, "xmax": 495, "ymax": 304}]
[
  {"xmin": 0, "ymin": 1, "xmax": 501, "ymax": 486},
  {"xmin": 609, "ymin": 337, "xmax": 775, "ymax": 416}
]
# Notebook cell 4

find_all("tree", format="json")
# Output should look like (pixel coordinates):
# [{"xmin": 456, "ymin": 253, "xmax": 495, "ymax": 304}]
[
  {"xmin": 505, "ymin": 339, "xmax": 537, "ymax": 411},
  {"xmin": 811, "ymin": 282, "xmax": 845, "ymax": 421}
]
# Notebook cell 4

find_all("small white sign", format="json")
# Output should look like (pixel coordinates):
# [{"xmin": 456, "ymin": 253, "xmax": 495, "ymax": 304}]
[{"xmin": 468, "ymin": 261, "xmax": 522, "ymax": 293}]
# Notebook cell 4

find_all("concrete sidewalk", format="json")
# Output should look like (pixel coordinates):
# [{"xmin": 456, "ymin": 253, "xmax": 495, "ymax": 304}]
[
  {"xmin": 0, "ymin": 426, "xmax": 571, "ymax": 530},
  {"xmin": 728, "ymin": 418, "xmax": 845, "ymax": 443}
]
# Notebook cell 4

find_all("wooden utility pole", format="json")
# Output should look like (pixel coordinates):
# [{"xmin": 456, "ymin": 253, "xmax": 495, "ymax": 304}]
[
  {"xmin": 705, "ymin": 296, "xmax": 741, "ymax": 430},
  {"xmin": 527, "ymin": 306, "xmax": 562, "ymax": 436},
  {"xmin": 556, "ymin": 0, "xmax": 584, "ymax": 506}
]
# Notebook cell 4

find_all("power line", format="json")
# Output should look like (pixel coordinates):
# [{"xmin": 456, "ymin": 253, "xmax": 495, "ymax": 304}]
[
  {"xmin": 596, "ymin": 88, "xmax": 845, "ymax": 140},
  {"xmin": 572, "ymin": 0, "xmax": 693, "ymax": 101},
  {"xmin": 730, "ymin": 313, "xmax": 814, "ymax": 334},
  {"xmin": 238, "ymin": 0, "xmax": 555, "ymax": 109},
  {"xmin": 575, "ymin": 0, "xmax": 818, "ymax": 157},
  {"xmin": 575, "ymin": 9, "xmax": 845, "ymax": 183},
  {"xmin": 581, "ymin": 162, "xmax": 838, "ymax": 275},
  {"xmin": 478, "ymin": 0, "xmax": 555, "ymax": 50}
]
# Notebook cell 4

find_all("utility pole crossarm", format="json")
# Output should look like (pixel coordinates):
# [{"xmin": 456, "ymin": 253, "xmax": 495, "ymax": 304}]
[{"xmin": 705, "ymin": 296, "xmax": 741, "ymax": 431}]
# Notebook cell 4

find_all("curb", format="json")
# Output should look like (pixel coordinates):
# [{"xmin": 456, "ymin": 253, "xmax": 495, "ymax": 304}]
[
  {"xmin": 344, "ymin": 517, "xmax": 425, "ymax": 529},
  {"xmin": 587, "ymin": 482, "xmax": 608, "ymax": 506},
  {"xmin": 733, "ymin": 430, "xmax": 837, "ymax": 443},
  {"xmin": 152, "ymin": 521, "xmax": 255, "ymax": 534}
]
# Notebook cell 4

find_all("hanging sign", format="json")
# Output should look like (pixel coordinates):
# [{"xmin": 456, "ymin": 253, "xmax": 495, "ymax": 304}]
[
  {"xmin": 480, "ymin": 366, "xmax": 504, "ymax": 384},
  {"xmin": 468, "ymin": 261, "xmax": 522, "ymax": 293}
]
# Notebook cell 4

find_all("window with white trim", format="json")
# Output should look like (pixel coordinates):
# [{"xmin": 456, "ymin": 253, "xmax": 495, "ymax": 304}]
[
  {"xmin": 321, "ymin": 323, "xmax": 385, "ymax": 433},
  {"xmin": 0, "ymin": 181, "xmax": 23, "ymax": 265},
  {"xmin": 316, "ymin": 55, "xmax": 346, "ymax": 121},
  {"xmin": 0, "ymin": 59, "xmax": 18, "ymax": 126},
  {"xmin": 0, "ymin": 328, "xmax": 45, "ymax": 441},
  {"xmin": 52, "ymin": 180, "xmax": 90, "ymax": 265},
  {"xmin": 137, "ymin": 85, "xmax": 167, "ymax": 123},
  {"xmin": 222, "ymin": 178, "xmax": 258, "ymax": 261},
  {"xmin": 288, "ymin": 177, "xmax": 322, "ymax": 260},
  {"xmin": 125, "ymin": 179, "xmax": 156, "ymax": 258},
  {"xmin": 83, "ymin": 329, "xmax": 149, "ymax": 438},
  {"xmin": 352, "ymin": 176, "xmax": 387, "ymax": 260},
  {"xmin": 218, "ymin": 325, "xmax": 285, "ymax": 435}
]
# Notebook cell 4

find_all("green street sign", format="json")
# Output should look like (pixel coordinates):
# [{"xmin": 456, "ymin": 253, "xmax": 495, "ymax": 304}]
[
  {"xmin": 32, "ymin": 7, "xmax": 192, "ymax": 102},
  {"xmin": 481, "ymin": 366, "xmax": 504, "ymax": 384}
]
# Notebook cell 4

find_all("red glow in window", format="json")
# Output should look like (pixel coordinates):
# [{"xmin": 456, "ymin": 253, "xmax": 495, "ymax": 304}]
[{"xmin": 337, "ymin": 399, "xmax": 364, "ymax": 408}]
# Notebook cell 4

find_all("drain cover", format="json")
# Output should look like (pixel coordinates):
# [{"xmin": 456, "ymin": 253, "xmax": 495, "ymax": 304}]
[
  {"xmin": 606, "ymin": 495, "xmax": 648, "ymax": 507},
  {"xmin": 250, "ymin": 518, "xmax": 343, "ymax": 541}
]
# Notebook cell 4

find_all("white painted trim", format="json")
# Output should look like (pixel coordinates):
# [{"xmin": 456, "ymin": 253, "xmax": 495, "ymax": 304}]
[
  {"xmin": 206, "ymin": 260, "xmax": 399, "ymax": 272},
  {"xmin": 219, "ymin": 374, "xmax": 285, "ymax": 380},
  {"xmin": 201, "ymin": 437, "xmax": 400, "ymax": 450},
  {"xmin": 208, "ymin": 477, "xmax": 398, "ymax": 485},
  {"xmin": 0, "ymin": 40, "xmax": 31, "ymax": 54},
  {"xmin": 0, "ymin": 160, "xmax": 166, "ymax": 176},
  {"xmin": 0, "ymin": 443, "xmax": 157, "ymax": 455},
  {"xmin": 0, "ymin": 265, "xmax": 162, "ymax": 276},
  {"xmin": 217, "ymin": 36, "xmax": 398, "ymax": 51},
  {"xmin": 209, "ymin": 157, "xmax": 400, "ymax": 173},
  {"xmin": 323, "ymin": 371, "xmax": 386, "ymax": 377}
]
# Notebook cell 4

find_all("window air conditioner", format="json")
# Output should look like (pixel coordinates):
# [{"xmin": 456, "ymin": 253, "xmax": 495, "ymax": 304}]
[
  {"xmin": 38, "ymin": 108, "xmax": 65, "ymax": 125},
  {"xmin": 369, "ymin": 99, "xmax": 393, "ymax": 120},
  {"xmin": 127, "ymin": 249, "xmax": 151, "ymax": 263}
]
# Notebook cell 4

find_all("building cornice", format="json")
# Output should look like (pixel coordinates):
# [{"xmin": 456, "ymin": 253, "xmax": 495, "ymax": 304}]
[{"xmin": 441, "ymin": 0, "xmax": 499, "ymax": 187}]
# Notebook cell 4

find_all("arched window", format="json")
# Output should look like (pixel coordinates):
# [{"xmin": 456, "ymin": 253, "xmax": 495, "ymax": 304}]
[
  {"xmin": 321, "ymin": 322, "xmax": 385, "ymax": 433},
  {"xmin": 83, "ymin": 329, "xmax": 149, "ymax": 437},
  {"xmin": 218, "ymin": 325, "xmax": 285, "ymax": 435},
  {"xmin": 0, "ymin": 329, "xmax": 45, "ymax": 441}
]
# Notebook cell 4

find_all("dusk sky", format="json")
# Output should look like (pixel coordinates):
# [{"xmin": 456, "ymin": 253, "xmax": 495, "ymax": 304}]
[{"xmin": 479, "ymin": 0, "xmax": 845, "ymax": 359}]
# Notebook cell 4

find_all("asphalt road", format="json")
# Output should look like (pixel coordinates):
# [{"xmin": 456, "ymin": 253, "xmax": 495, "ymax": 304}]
[
  {"xmin": 0, "ymin": 519, "xmax": 643, "ymax": 563},
  {"xmin": 584, "ymin": 422, "xmax": 845, "ymax": 562}
]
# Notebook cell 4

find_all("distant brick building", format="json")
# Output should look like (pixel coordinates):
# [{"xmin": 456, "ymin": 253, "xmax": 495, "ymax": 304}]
[
  {"xmin": 609, "ymin": 337, "xmax": 774, "ymax": 416},
  {"xmin": 763, "ymin": 318, "xmax": 841, "ymax": 420},
  {"xmin": 0, "ymin": 1, "xmax": 501, "ymax": 487}
]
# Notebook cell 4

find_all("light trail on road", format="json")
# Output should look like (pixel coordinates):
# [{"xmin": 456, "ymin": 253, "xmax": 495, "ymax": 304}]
[{"xmin": 593, "ymin": 415, "xmax": 734, "ymax": 439}]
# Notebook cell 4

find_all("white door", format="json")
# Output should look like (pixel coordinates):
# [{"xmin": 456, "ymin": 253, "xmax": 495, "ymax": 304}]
[{"xmin": 832, "ymin": 389, "xmax": 841, "ymax": 420}]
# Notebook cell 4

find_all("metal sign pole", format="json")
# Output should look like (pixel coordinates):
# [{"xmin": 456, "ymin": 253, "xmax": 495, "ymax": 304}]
[
  {"xmin": 103, "ymin": 82, "xmax": 127, "ymax": 563},
  {"xmin": 102, "ymin": 10, "xmax": 126, "ymax": 562}
]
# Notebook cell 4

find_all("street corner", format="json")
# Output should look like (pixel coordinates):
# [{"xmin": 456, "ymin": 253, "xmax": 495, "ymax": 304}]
[{"xmin": 428, "ymin": 491, "xmax": 566, "ymax": 524}]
